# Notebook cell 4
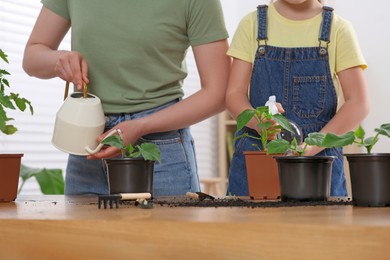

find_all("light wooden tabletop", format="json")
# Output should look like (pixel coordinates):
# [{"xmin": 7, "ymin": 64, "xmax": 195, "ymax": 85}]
[{"xmin": 1, "ymin": 195, "xmax": 389, "ymax": 259}]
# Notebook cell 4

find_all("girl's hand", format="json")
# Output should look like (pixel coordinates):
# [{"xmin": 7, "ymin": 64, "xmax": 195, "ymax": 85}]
[
  {"xmin": 55, "ymin": 51, "xmax": 89, "ymax": 90},
  {"xmin": 261, "ymin": 102, "xmax": 286, "ymax": 140}
]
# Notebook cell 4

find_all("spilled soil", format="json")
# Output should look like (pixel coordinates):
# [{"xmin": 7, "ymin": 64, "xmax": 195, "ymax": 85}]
[{"xmin": 121, "ymin": 197, "xmax": 353, "ymax": 209}]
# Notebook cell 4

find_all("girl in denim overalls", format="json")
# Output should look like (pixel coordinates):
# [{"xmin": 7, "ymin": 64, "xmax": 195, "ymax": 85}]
[{"xmin": 226, "ymin": 0, "xmax": 369, "ymax": 196}]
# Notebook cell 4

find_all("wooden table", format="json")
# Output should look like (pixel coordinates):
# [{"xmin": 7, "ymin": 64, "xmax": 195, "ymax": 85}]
[{"xmin": 0, "ymin": 195, "xmax": 389, "ymax": 259}]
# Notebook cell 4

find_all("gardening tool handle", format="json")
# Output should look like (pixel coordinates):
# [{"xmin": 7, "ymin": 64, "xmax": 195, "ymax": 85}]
[
  {"xmin": 85, "ymin": 128, "xmax": 121, "ymax": 154},
  {"xmin": 120, "ymin": 193, "xmax": 151, "ymax": 200},
  {"xmin": 186, "ymin": 192, "xmax": 199, "ymax": 199},
  {"xmin": 63, "ymin": 81, "xmax": 88, "ymax": 101}
]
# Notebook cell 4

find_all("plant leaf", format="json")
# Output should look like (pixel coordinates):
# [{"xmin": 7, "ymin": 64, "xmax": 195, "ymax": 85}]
[
  {"xmin": 375, "ymin": 123, "xmax": 390, "ymax": 138},
  {"xmin": 321, "ymin": 131, "xmax": 355, "ymax": 148},
  {"xmin": 0, "ymin": 94, "xmax": 16, "ymax": 110},
  {"xmin": 2, "ymin": 125, "xmax": 17, "ymax": 135},
  {"xmin": 236, "ymin": 109, "xmax": 255, "ymax": 131},
  {"xmin": 34, "ymin": 169, "xmax": 64, "ymax": 194},
  {"xmin": 273, "ymin": 114, "xmax": 293, "ymax": 133},
  {"xmin": 0, "ymin": 69, "xmax": 10, "ymax": 76},
  {"xmin": 19, "ymin": 164, "xmax": 64, "ymax": 194},
  {"xmin": 138, "ymin": 143, "xmax": 161, "ymax": 162},
  {"xmin": 305, "ymin": 132, "xmax": 326, "ymax": 146},
  {"xmin": 100, "ymin": 135, "xmax": 126, "ymax": 150},
  {"xmin": 19, "ymin": 164, "xmax": 37, "ymax": 182},
  {"xmin": 0, "ymin": 49, "xmax": 8, "ymax": 63},
  {"xmin": 267, "ymin": 139, "xmax": 290, "ymax": 154},
  {"xmin": 354, "ymin": 125, "xmax": 365, "ymax": 139}
]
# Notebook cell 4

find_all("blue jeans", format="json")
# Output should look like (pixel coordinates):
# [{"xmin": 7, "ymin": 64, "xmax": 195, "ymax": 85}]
[{"xmin": 65, "ymin": 99, "xmax": 200, "ymax": 196}]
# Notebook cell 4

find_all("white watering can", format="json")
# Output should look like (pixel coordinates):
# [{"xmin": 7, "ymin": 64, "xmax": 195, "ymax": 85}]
[{"xmin": 52, "ymin": 82, "xmax": 119, "ymax": 156}]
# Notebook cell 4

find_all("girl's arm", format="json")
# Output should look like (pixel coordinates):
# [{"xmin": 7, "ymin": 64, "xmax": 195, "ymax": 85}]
[
  {"xmin": 88, "ymin": 39, "xmax": 231, "ymax": 159},
  {"xmin": 304, "ymin": 66, "xmax": 370, "ymax": 155},
  {"xmin": 23, "ymin": 7, "xmax": 88, "ymax": 89},
  {"xmin": 225, "ymin": 58, "xmax": 258, "ymax": 129}
]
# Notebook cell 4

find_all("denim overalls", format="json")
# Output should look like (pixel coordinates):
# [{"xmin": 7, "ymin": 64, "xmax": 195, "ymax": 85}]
[
  {"xmin": 65, "ymin": 99, "xmax": 201, "ymax": 196},
  {"xmin": 227, "ymin": 5, "xmax": 347, "ymax": 197}
]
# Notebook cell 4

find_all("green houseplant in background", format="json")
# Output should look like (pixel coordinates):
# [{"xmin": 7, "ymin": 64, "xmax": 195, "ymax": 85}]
[
  {"xmin": 234, "ymin": 98, "xmax": 295, "ymax": 200},
  {"xmin": 1, "ymin": 48, "xmax": 33, "ymax": 201},
  {"xmin": 19, "ymin": 165, "xmax": 64, "ymax": 194},
  {"xmin": 0, "ymin": 48, "xmax": 63, "ymax": 199},
  {"xmin": 100, "ymin": 135, "xmax": 161, "ymax": 196},
  {"xmin": 0, "ymin": 49, "xmax": 33, "ymax": 135},
  {"xmin": 345, "ymin": 123, "xmax": 390, "ymax": 207}
]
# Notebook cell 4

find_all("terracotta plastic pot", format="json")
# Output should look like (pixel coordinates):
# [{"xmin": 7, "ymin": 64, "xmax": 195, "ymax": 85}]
[
  {"xmin": 345, "ymin": 153, "xmax": 390, "ymax": 207},
  {"xmin": 0, "ymin": 154, "xmax": 23, "ymax": 202},
  {"xmin": 274, "ymin": 156, "xmax": 335, "ymax": 202},
  {"xmin": 244, "ymin": 151, "xmax": 281, "ymax": 200},
  {"xmin": 104, "ymin": 158, "xmax": 154, "ymax": 195}
]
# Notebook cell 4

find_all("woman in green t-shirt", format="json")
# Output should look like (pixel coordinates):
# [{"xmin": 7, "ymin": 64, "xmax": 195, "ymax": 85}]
[{"xmin": 23, "ymin": 0, "xmax": 231, "ymax": 196}]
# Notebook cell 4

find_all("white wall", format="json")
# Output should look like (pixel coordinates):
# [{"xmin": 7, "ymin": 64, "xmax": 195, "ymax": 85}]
[{"xmin": 328, "ymin": 0, "xmax": 390, "ymax": 152}]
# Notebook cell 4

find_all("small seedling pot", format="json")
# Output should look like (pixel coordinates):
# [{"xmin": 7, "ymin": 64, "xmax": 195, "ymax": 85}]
[
  {"xmin": 345, "ymin": 153, "xmax": 390, "ymax": 207},
  {"xmin": 244, "ymin": 151, "xmax": 281, "ymax": 200},
  {"xmin": 104, "ymin": 158, "xmax": 154, "ymax": 196},
  {"xmin": 274, "ymin": 156, "xmax": 335, "ymax": 202},
  {"xmin": 0, "ymin": 154, "xmax": 23, "ymax": 202}
]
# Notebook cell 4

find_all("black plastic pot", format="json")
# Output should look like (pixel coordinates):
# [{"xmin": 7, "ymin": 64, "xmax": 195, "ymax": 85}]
[
  {"xmin": 274, "ymin": 156, "xmax": 335, "ymax": 202},
  {"xmin": 104, "ymin": 158, "xmax": 154, "ymax": 195},
  {"xmin": 345, "ymin": 153, "xmax": 390, "ymax": 207}
]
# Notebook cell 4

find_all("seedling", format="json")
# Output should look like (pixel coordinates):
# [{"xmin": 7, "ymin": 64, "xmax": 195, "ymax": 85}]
[
  {"xmin": 100, "ymin": 135, "xmax": 161, "ymax": 162},
  {"xmin": 235, "ymin": 105, "xmax": 294, "ymax": 153},
  {"xmin": 353, "ymin": 123, "xmax": 390, "ymax": 153},
  {"xmin": 267, "ymin": 131, "xmax": 356, "ymax": 156}
]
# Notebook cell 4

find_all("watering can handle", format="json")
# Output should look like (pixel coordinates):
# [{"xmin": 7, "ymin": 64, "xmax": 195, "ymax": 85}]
[
  {"xmin": 63, "ymin": 81, "xmax": 88, "ymax": 101},
  {"xmin": 85, "ymin": 128, "xmax": 122, "ymax": 155}
]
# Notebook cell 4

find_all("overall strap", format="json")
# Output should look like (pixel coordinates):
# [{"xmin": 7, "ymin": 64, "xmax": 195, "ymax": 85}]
[
  {"xmin": 256, "ymin": 5, "xmax": 268, "ymax": 45},
  {"xmin": 319, "ymin": 6, "xmax": 334, "ymax": 45}
]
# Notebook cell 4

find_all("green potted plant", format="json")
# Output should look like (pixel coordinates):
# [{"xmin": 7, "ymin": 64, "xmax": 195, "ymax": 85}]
[
  {"xmin": 269, "ymin": 131, "xmax": 355, "ymax": 202},
  {"xmin": 0, "ymin": 49, "xmax": 33, "ymax": 202},
  {"xmin": 344, "ymin": 123, "xmax": 390, "ymax": 207},
  {"xmin": 19, "ymin": 165, "xmax": 64, "ymax": 195},
  {"xmin": 235, "ymin": 99, "xmax": 295, "ymax": 200},
  {"xmin": 100, "ymin": 135, "xmax": 161, "ymax": 196}
]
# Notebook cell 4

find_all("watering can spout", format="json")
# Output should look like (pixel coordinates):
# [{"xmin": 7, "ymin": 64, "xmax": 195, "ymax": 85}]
[{"xmin": 85, "ymin": 129, "xmax": 122, "ymax": 155}]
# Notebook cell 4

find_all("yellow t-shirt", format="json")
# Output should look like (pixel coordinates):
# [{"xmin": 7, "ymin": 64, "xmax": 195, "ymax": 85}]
[{"xmin": 227, "ymin": 4, "xmax": 367, "ymax": 95}]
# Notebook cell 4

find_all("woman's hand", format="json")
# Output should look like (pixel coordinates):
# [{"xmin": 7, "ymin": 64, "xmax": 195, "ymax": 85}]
[
  {"xmin": 87, "ymin": 118, "xmax": 145, "ymax": 160},
  {"xmin": 23, "ymin": 6, "xmax": 89, "ymax": 89},
  {"xmin": 55, "ymin": 51, "xmax": 89, "ymax": 90}
]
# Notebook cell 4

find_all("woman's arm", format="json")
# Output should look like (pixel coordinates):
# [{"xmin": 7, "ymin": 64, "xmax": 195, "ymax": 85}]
[
  {"xmin": 88, "ymin": 39, "xmax": 231, "ymax": 159},
  {"xmin": 23, "ymin": 7, "xmax": 88, "ymax": 89}
]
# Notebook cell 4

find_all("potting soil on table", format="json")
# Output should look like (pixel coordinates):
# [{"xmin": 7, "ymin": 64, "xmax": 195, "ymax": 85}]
[{"xmin": 121, "ymin": 197, "xmax": 352, "ymax": 208}]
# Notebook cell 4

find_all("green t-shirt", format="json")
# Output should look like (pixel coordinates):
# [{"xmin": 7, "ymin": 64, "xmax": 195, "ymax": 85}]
[{"xmin": 41, "ymin": 0, "xmax": 229, "ymax": 113}]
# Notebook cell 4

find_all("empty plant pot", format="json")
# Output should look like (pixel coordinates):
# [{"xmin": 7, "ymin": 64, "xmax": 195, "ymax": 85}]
[
  {"xmin": 345, "ymin": 153, "xmax": 390, "ymax": 207},
  {"xmin": 104, "ymin": 158, "xmax": 154, "ymax": 195},
  {"xmin": 274, "ymin": 156, "xmax": 335, "ymax": 202},
  {"xmin": 0, "ymin": 154, "xmax": 23, "ymax": 202}
]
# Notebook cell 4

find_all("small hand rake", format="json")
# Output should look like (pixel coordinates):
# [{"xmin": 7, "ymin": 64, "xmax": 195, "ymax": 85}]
[{"xmin": 98, "ymin": 192, "xmax": 151, "ymax": 209}]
